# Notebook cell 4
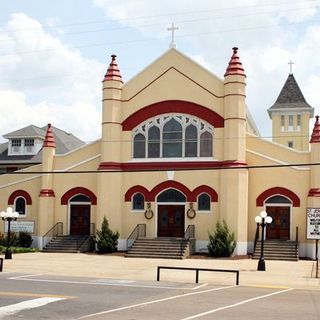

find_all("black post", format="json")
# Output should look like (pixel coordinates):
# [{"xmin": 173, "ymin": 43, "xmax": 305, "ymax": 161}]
[
  {"xmin": 257, "ymin": 218, "xmax": 266, "ymax": 271},
  {"xmin": 316, "ymin": 239, "xmax": 319, "ymax": 278},
  {"xmin": 5, "ymin": 218, "xmax": 12, "ymax": 260}
]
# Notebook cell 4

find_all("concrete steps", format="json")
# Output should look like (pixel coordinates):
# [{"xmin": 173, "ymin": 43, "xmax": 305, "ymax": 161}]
[
  {"xmin": 126, "ymin": 238, "xmax": 190, "ymax": 259},
  {"xmin": 42, "ymin": 235, "xmax": 90, "ymax": 253},
  {"xmin": 253, "ymin": 240, "xmax": 298, "ymax": 261}
]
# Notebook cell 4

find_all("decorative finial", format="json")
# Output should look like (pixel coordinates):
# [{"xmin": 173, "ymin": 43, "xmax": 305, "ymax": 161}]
[
  {"xmin": 316, "ymin": 115, "xmax": 319, "ymax": 122},
  {"xmin": 288, "ymin": 60, "xmax": 294, "ymax": 74},
  {"xmin": 111, "ymin": 54, "xmax": 116, "ymax": 61},
  {"xmin": 167, "ymin": 22, "xmax": 179, "ymax": 49},
  {"xmin": 232, "ymin": 47, "xmax": 238, "ymax": 54}
]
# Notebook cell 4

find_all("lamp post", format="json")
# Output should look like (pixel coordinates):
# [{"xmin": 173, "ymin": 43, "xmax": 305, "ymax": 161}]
[
  {"xmin": 255, "ymin": 211, "xmax": 273, "ymax": 271},
  {"xmin": 1, "ymin": 207, "xmax": 19, "ymax": 259}
]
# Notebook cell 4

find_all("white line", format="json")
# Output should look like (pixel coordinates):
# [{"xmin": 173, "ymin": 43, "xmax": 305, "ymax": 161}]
[
  {"xmin": 192, "ymin": 283, "xmax": 208, "ymax": 290},
  {"xmin": 180, "ymin": 288, "xmax": 294, "ymax": 320},
  {"xmin": 78, "ymin": 285, "xmax": 236, "ymax": 319},
  {"xmin": 0, "ymin": 297, "xmax": 65, "ymax": 317},
  {"xmin": 10, "ymin": 276, "xmax": 201, "ymax": 291},
  {"xmin": 9, "ymin": 273, "xmax": 44, "ymax": 279}
]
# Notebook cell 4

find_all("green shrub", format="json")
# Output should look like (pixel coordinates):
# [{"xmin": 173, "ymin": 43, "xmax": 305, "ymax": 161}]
[
  {"xmin": 96, "ymin": 217, "xmax": 119, "ymax": 253},
  {"xmin": 207, "ymin": 220, "xmax": 236, "ymax": 257},
  {"xmin": 0, "ymin": 245, "xmax": 38, "ymax": 253},
  {"xmin": 18, "ymin": 232, "xmax": 33, "ymax": 248},
  {"xmin": 0, "ymin": 232, "xmax": 19, "ymax": 247}
]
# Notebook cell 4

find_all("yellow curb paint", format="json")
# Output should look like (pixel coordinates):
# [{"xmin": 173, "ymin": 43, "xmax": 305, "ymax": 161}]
[{"xmin": 0, "ymin": 291, "xmax": 76, "ymax": 299}]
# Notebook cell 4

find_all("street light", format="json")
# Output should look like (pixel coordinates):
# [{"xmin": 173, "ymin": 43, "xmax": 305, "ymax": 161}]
[
  {"xmin": 1, "ymin": 207, "xmax": 19, "ymax": 259},
  {"xmin": 255, "ymin": 211, "xmax": 273, "ymax": 271}
]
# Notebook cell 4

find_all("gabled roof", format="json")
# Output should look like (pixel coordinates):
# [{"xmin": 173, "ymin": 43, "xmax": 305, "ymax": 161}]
[
  {"xmin": 268, "ymin": 74, "xmax": 314, "ymax": 114},
  {"xmin": 0, "ymin": 125, "xmax": 85, "ymax": 163}
]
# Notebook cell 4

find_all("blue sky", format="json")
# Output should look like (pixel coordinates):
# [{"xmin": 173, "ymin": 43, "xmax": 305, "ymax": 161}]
[{"xmin": 1, "ymin": 0, "xmax": 320, "ymax": 142}]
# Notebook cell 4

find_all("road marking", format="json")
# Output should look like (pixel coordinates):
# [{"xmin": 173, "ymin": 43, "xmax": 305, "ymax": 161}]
[
  {"xmin": 0, "ymin": 291, "xmax": 76, "ymax": 299},
  {"xmin": 9, "ymin": 275, "xmax": 201, "ymax": 290},
  {"xmin": 192, "ymin": 283, "xmax": 208, "ymax": 290},
  {"xmin": 9, "ymin": 273, "xmax": 44, "ymax": 280},
  {"xmin": 0, "ymin": 297, "xmax": 65, "ymax": 317},
  {"xmin": 180, "ymin": 288, "xmax": 294, "ymax": 320},
  {"xmin": 78, "ymin": 285, "xmax": 236, "ymax": 319},
  {"xmin": 247, "ymin": 284, "xmax": 291, "ymax": 289}
]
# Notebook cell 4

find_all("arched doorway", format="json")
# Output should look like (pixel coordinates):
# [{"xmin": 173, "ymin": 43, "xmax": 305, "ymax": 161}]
[
  {"xmin": 157, "ymin": 189, "xmax": 186, "ymax": 237},
  {"xmin": 69, "ymin": 194, "xmax": 91, "ymax": 236},
  {"xmin": 265, "ymin": 195, "xmax": 291, "ymax": 240}
]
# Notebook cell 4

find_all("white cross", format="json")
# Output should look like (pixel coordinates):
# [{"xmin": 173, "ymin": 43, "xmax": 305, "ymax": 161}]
[
  {"xmin": 167, "ymin": 22, "xmax": 179, "ymax": 49},
  {"xmin": 288, "ymin": 60, "xmax": 294, "ymax": 74}
]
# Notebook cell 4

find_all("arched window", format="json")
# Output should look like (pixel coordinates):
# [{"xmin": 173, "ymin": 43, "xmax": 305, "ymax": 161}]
[
  {"xmin": 197, "ymin": 193, "xmax": 211, "ymax": 211},
  {"xmin": 157, "ymin": 189, "xmax": 186, "ymax": 202},
  {"xmin": 200, "ymin": 131, "xmax": 213, "ymax": 157},
  {"xmin": 15, "ymin": 197, "xmax": 26, "ymax": 216},
  {"xmin": 163, "ymin": 119, "xmax": 182, "ymax": 157},
  {"xmin": 133, "ymin": 133, "xmax": 146, "ymax": 158},
  {"xmin": 132, "ymin": 114, "xmax": 214, "ymax": 159},
  {"xmin": 132, "ymin": 193, "xmax": 145, "ymax": 210},
  {"xmin": 148, "ymin": 126, "xmax": 160, "ymax": 158},
  {"xmin": 265, "ymin": 195, "xmax": 291, "ymax": 204},
  {"xmin": 70, "ymin": 195, "xmax": 91, "ymax": 202},
  {"xmin": 185, "ymin": 124, "xmax": 197, "ymax": 157}
]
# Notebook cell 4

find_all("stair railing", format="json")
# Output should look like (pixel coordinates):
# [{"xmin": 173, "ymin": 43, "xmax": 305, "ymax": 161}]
[
  {"xmin": 295, "ymin": 226, "xmax": 299, "ymax": 258},
  {"xmin": 184, "ymin": 225, "xmax": 195, "ymax": 255},
  {"xmin": 126, "ymin": 224, "xmax": 146, "ymax": 250},
  {"xmin": 42, "ymin": 222, "xmax": 63, "ymax": 250},
  {"xmin": 77, "ymin": 223, "xmax": 96, "ymax": 252},
  {"xmin": 253, "ymin": 223, "xmax": 260, "ymax": 255}
]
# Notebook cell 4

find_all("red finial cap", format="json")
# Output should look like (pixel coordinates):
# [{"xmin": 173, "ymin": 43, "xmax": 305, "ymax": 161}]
[
  {"xmin": 310, "ymin": 115, "xmax": 320, "ymax": 143},
  {"xmin": 43, "ymin": 123, "xmax": 56, "ymax": 148},
  {"xmin": 103, "ymin": 54, "xmax": 123, "ymax": 83},
  {"xmin": 224, "ymin": 47, "xmax": 246, "ymax": 77}
]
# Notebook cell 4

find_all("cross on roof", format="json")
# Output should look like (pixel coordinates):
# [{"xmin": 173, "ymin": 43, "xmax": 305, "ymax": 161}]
[
  {"xmin": 288, "ymin": 60, "xmax": 294, "ymax": 74},
  {"xmin": 167, "ymin": 22, "xmax": 179, "ymax": 49}
]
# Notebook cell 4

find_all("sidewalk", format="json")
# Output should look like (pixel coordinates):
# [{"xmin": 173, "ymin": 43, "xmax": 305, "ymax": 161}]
[{"xmin": 1, "ymin": 252, "xmax": 319, "ymax": 289}]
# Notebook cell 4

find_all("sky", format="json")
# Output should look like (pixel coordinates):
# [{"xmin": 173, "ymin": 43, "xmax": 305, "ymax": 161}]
[{"xmin": 1, "ymin": 0, "xmax": 320, "ymax": 143}]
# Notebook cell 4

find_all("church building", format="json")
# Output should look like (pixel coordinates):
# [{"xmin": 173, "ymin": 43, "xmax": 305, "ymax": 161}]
[{"xmin": 0, "ymin": 46, "xmax": 319, "ymax": 259}]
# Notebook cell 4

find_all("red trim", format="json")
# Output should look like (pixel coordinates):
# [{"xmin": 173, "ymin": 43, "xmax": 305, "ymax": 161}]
[
  {"xmin": 308, "ymin": 188, "xmax": 320, "ymax": 197},
  {"xmin": 101, "ymin": 122, "xmax": 122, "ymax": 125},
  {"xmin": 98, "ymin": 160, "xmax": 247, "ymax": 171},
  {"xmin": 256, "ymin": 187, "xmax": 300, "ymax": 207},
  {"xmin": 102, "ymin": 86, "xmax": 122, "ymax": 91},
  {"xmin": 39, "ymin": 189, "xmax": 55, "ymax": 197},
  {"xmin": 149, "ymin": 181, "xmax": 192, "ymax": 201},
  {"xmin": 8, "ymin": 190, "xmax": 32, "ymax": 205},
  {"xmin": 125, "ymin": 185, "xmax": 150, "ymax": 201},
  {"xmin": 192, "ymin": 186, "xmax": 218, "ymax": 202},
  {"xmin": 224, "ymin": 81, "xmax": 246, "ymax": 86},
  {"xmin": 61, "ymin": 187, "xmax": 97, "ymax": 205},
  {"xmin": 122, "ymin": 100, "xmax": 224, "ymax": 131}
]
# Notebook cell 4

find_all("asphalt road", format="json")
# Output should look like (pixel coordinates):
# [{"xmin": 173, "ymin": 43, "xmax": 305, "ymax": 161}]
[{"xmin": 0, "ymin": 272, "xmax": 319, "ymax": 320}]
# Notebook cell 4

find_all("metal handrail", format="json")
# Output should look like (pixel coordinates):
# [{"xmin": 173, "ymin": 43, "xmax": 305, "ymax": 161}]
[
  {"xmin": 295, "ymin": 226, "xmax": 299, "ymax": 258},
  {"xmin": 90, "ymin": 223, "xmax": 96, "ymax": 237},
  {"xmin": 42, "ymin": 222, "xmax": 63, "ymax": 249},
  {"xmin": 126, "ymin": 224, "xmax": 146, "ymax": 250},
  {"xmin": 184, "ymin": 225, "xmax": 195, "ymax": 239},
  {"xmin": 253, "ymin": 223, "xmax": 260, "ymax": 254}
]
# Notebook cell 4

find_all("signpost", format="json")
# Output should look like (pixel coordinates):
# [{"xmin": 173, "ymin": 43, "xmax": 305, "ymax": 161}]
[{"xmin": 306, "ymin": 208, "xmax": 320, "ymax": 278}]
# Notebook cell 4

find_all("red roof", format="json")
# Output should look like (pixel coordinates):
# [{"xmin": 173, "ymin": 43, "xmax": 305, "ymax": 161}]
[
  {"xmin": 310, "ymin": 116, "xmax": 320, "ymax": 143},
  {"xmin": 224, "ymin": 47, "xmax": 246, "ymax": 77},
  {"xmin": 103, "ymin": 54, "xmax": 123, "ymax": 83},
  {"xmin": 43, "ymin": 123, "xmax": 56, "ymax": 148}
]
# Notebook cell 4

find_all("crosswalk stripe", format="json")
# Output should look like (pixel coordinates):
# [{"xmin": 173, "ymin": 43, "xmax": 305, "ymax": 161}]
[{"xmin": 0, "ymin": 297, "xmax": 65, "ymax": 317}]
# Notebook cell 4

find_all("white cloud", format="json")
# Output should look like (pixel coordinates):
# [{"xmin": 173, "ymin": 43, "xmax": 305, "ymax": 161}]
[{"xmin": 0, "ymin": 13, "xmax": 105, "ymax": 143}]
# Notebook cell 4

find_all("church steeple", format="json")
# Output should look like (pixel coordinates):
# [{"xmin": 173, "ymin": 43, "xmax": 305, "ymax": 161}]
[
  {"xmin": 103, "ymin": 54, "xmax": 123, "ymax": 83},
  {"xmin": 267, "ymin": 73, "xmax": 314, "ymax": 151}
]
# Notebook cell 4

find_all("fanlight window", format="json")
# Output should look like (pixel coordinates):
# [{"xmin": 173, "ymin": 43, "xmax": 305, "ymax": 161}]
[
  {"xmin": 70, "ymin": 195, "xmax": 91, "ymax": 202},
  {"xmin": 265, "ymin": 195, "xmax": 291, "ymax": 204},
  {"xmin": 157, "ymin": 189, "xmax": 186, "ymax": 203},
  {"xmin": 132, "ymin": 114, "xmax": 213, "ymax": 159}
]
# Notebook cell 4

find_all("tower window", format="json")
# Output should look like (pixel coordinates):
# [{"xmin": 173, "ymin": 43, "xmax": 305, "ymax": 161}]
[
  {"xmin": 281, "ymin": 115, "xmax": 285, "ymax": 132},
  {"xmin": 288, "ymin": 115, "xmax": 294, "ymax": 131},
  {"xmin": 297, "ymin": 114, "xmax": 301, "ymax": 131},
  {"xmin": 288, "ymin": 141, "xmax": 293, "ymax": 148}
]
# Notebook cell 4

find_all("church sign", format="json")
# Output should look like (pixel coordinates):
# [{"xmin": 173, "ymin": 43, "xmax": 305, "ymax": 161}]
[
  {"xmin": 4, "ymin": 221, "xmax": 35, "ymax": 234},
  {"xmin": 307, "ymin": 208, "xmax": 320, "ymax": 239}
]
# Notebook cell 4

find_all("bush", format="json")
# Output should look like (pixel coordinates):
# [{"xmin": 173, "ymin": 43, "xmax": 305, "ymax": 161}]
[
  {"xmin": 96, "ymin": 217, "xmax": 119, "ymax": 253},
  {"xmin": 18, "ymin": 232, "xmax": 33, "ymax": 248},
  {"xmin": 0, "ymin": 232, "xmax": 19, "ymax": 247},
  {"xmin": 0, "ymin": 246, "xmax": 37, "ymax": 254},
  {"xmin": 207, "ymin": 220, "xmax": 236, "ymax": 257}
]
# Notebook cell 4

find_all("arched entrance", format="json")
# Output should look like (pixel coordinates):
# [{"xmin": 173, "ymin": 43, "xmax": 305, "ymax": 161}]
[
  {"xmin": 157, "ymin": 189, "xmax": 186, "ymax": 237},
  {"xmin": 69, "ymin": 195, "xmax": 91, "ymax": 236},
  {"xmin": 265, "ymin": 195, "xmax": 291, "ymax": 240}
]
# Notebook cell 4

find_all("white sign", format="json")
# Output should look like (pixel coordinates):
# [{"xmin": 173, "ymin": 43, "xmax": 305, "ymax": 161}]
[
  {"xmin": 307, "ymin": 208, "xmax": 320, "ymax": 240},
  {"xmin": 4, "ymin": 221, "xmax": 35, "ymax": 234}
]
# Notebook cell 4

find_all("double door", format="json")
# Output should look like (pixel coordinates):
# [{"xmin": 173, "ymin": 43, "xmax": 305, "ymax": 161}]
[
  {"xmin": 70, "ymin": 204, "xmax": 90, "ymax": 235},
  {"xmin": 158, "ymin": 205, "xmax": 185, "ymax": 237},
  {"xmin": 266, "ymin": 206, "xmax": 290, "ymax": 240}
]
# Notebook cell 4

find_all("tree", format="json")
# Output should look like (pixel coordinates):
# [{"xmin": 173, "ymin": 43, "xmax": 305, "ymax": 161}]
[
  {"xmin": 96, "ymin": 217, "xmax": 119, "ymax": 253},
  {"xmin": 207, "ymin": 220, "xmax": 236, "ymax": 257}
]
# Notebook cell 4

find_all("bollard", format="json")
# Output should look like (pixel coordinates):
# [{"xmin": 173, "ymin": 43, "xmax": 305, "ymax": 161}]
[{"xmin": 0, "ymin": 257, "xmax": 3, "ymax": 272}]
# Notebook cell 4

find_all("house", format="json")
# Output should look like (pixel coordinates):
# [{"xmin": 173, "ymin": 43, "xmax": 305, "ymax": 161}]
[{"xmin": 0, "ymin": 47, "xmax": 318, "ymax": 259}]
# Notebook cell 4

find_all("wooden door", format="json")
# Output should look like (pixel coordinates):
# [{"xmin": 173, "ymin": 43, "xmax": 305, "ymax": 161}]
[
  {"xmin": 158, "ymin": 205, "xmax": 185, "ymax": 237},
  {"xmin": 266, "ymin": 206, "xmax": 290, "ymax": 240},
  {"xmin": 70, "ymin": 204, "xmax": 90, "ymax": 235}
]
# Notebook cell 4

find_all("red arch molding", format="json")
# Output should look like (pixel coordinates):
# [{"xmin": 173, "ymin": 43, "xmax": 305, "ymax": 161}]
[
  {"xmin": 8, "ymin": 190, "xmax": 32, "ymax": 205},
  {"xmin": 121, "ymin": 100, "xmax": 224, "ymax": 130},
  {"xmin": 191, "ymin": 186, "xmax": 218, "ymax": 202},
  {"xmin": 256, "ymin": 187, "xmax": 300, "ymax": 207},
  {"xmin": 125, "ymin": 185, "xmax": 150, "ymax": 201},
  {"xmin": 61, "ymin": 187, "xmax": 97, "ymax": 205},
  {"xmin": 149, "ymin": 181, "xmax": 192, "ymax": 201}
]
